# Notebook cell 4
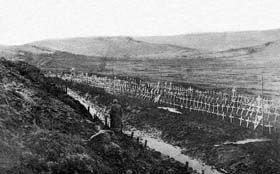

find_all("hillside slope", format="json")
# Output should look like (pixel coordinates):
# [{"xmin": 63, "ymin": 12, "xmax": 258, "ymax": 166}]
[
  {"xmin": 0, "ymin": 58, "xmax": 187, "ymax": 174},
  {"xmin": 0, "ymin": 45, "xmax": 54, "ymax": 60},
  {"xmin": 203, "ymin": 40, "xmax": 280, "ymax": 59},
  {"xmin": 0, "ymin": 45, "xmax": 105, "ymax": 72},
  {"xmin": 136, "ymin": 28, "xmax": 280, "ymax": 51},
  {"xmin": 30, "ymin": 36, "xmax": 195, "ymax": 57}
]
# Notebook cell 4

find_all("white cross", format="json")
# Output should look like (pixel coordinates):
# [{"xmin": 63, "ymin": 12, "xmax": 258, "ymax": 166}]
[
  {"xmin": 203, "ymin": 102, "xmax": 207, "ymax": 108},
  {"xmin": 216, "ymin": 104, "xmax": 220, "ymax": 111},
  {"xmin": 193, "ymin": 99, "xmax": 196, "ymax": 106},
  {"xmin": 221, "ymin": 112, "xmax": 226, "ymax": 120},
  {"xmin": 246, "ymin": 117, "xmax": 251, "ymax": 128},
  {"xmin": 208, "ymin": 102, "xmax": 211, "ymax": 108},
  {"xmin": 189, "ymin": 106, "xmax": 193, "ymax": 111},
  {"xmin": 231, "ymin": 105, "xmax": 236, "ymax": 111},
  {"xmin": 207, "ymin": 105, "xmax": 211, "ymax": 113},
  {"xmin": 239, "ymin": 115, "xmax": 245, "ymax": 126},
  {"xmin": 196, "ymin": 106, "xmax": 201, "ymax": 112},
  {"xmin": 265, "ymin": 122, "xmax": 273, "ymax": 134},
  {"xmin": 221, "ymin": 104, "xmax": 225, "ymax": 112},
  {"xmin": 229, "ymin": 113, "xmax": 234, "ymax": 123},
  {"xmin": 216, "ymin": 111, "xmax": 222, "ymax": 118},
  {"xmin": 202, "ymin": 106, "xmax": 207, "ymax": 112},
  {"xmin": 245, "ymin": 109, "xmax": 251, "ymax": 117},
  {"xmin": 212, "ymin": 104, "xmax": 216, "ymax": 114},
  {"xmin": 226, "ymin": 105, "xmax": 230, "ymax": 112}
]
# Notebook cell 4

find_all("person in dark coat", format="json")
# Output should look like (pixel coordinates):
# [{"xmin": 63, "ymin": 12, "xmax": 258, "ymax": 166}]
[{"xmin": 109, "ymin": 99, "xmax": 123, "ymax": 132}]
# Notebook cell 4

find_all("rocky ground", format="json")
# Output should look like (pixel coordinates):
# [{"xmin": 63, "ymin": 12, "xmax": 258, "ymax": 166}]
[
  {"xmin": 62, "ymin": 78, "xmax": 280, "ymax": 174},
  {"xmin": 0, "ymin": 57, "xmax": 193, "ymax": 174}
]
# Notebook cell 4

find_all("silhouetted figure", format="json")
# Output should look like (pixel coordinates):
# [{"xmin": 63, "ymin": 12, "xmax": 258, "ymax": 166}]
[{"xmin": 109, "ymin": 99, "xmax": 123, "ymax": 132}]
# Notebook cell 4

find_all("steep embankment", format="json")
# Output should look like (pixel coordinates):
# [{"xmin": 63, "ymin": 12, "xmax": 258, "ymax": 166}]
[{"xmin": 0, "ymin": 58, "xmax": 187, "ymax": 174}]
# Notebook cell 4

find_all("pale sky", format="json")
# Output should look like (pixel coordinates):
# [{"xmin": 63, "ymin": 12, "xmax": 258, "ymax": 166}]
[{"xmin": 0, "ymin": 0, "xmax": 280, "ymax": 45}]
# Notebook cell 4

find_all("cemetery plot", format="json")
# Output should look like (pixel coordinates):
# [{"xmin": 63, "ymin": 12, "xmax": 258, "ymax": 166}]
[
  {"xmin": 48, "ymin": 72, "xmax": 280, "ymax": 174},
  {"xmin": 46, "ymin": 71, "xmax": 280, "ymax": 135}
]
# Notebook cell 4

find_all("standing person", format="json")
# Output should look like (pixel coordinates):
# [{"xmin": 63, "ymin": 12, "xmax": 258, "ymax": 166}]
[{"xmin": 109, "ymin": 99, "xmax": 123, "ymax": 132}]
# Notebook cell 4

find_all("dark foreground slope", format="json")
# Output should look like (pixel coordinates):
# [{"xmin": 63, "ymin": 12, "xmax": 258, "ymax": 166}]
[{"xmin": 0, "ymin": 58, "xmax": 187, "ymax": 174}]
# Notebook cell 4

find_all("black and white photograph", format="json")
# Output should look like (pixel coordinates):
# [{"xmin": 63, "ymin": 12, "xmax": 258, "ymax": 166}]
[{"xmin": 0, "ymin": 0, "xmax": 280, "ymax": 173}]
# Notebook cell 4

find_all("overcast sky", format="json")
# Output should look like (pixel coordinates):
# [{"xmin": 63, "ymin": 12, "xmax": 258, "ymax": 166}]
[{"xmin": 0, "ymin": 0, "xmax": 280, "ymax": 45}]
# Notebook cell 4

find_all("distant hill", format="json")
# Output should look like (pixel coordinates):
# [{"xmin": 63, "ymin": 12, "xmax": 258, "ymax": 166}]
[
  {"xmin": 0, "ymin": 44, "xmax": 54, "ymax": 61},
  {"xmin": 0, "ymin": 44, "xmax": 104, "ymax": 72},
  {"xmin": 30, "ymin": 36, "xmax": 195, "ymax": 57},
  {"xmin": 136, "ymin": 28, "xmax": 280, "ymax": 51},
  {"xmin": 202, "ymin": 40, "xmax": 280, "ymax": 59}
]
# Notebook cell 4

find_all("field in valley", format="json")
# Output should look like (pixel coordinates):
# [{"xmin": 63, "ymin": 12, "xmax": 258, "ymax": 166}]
[{"xmin": 104, "ymin": 53, "xmax": 280, "ymax": 99}]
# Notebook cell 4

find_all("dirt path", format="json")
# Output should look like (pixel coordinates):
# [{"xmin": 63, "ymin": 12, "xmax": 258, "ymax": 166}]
[{"xmin": 67, "ymin": 89, "xmax": 224, "ymax": 174}]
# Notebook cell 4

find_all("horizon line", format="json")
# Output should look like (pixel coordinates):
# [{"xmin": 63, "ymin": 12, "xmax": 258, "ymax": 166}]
[{"xmin": 2, "ymin": 27, "xmax": 280, "ymax": 46}]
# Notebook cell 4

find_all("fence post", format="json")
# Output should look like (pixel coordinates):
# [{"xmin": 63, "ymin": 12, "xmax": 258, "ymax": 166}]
[
  {"xmin": 144, "ymin": 140, "xmax": 147, "ymax": 148},
  {"xmin": 185, "ymin": 161, "xmax": 189, "ymax": 169},
  {"xmin": 136, "ymin": 137, "xmax": 140, "ymax": 144},
  {"xmin": 104, "ymin": 116, "xmax": 109, "ymax": 129},
  {"xmin": 184, "ymin": 161, "xmax": 190, "ymax": 174},
  {"xmin": 131, "ymin": 132, "xmax": 134, "ymax": 138}
]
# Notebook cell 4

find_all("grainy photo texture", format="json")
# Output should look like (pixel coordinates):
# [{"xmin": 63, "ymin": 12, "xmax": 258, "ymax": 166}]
[{"xmin": 0, "ymin": 0, "xmax": 280, "ymax": 174}]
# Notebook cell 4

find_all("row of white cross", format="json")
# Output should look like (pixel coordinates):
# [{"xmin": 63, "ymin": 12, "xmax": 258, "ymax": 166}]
[{"xmin": 47, "ymin": 72, "xmax": 279, "ymax": 133}]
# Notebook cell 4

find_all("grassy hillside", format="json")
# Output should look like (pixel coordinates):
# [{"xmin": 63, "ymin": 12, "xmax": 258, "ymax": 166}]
[
  {"xmin": 0, "ymin": 45, "xmax": 54, "ymax": 60},
  {"xmin": 0, "ymin": 45, "xmax": 106, "ymax": 72},
  {"xmin": 99, "ymin": 40, "xmax": 280, "ymax": 98},
  {"xmin": 136, "ymin": 28, "xmax": 280, "ymax": 51},
  {"xmin": 31, "ymin": 36, "xmax": 195, "ymax": 57}
]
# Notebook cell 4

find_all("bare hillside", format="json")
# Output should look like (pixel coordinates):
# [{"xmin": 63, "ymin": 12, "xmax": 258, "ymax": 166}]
[
  {"xmin": 136, "ymin": 28, "xmax": 280, "ymax": 51},
  {"xmin": 31, "ymin": 36, "xmax": 195, "ymax": 57}
]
